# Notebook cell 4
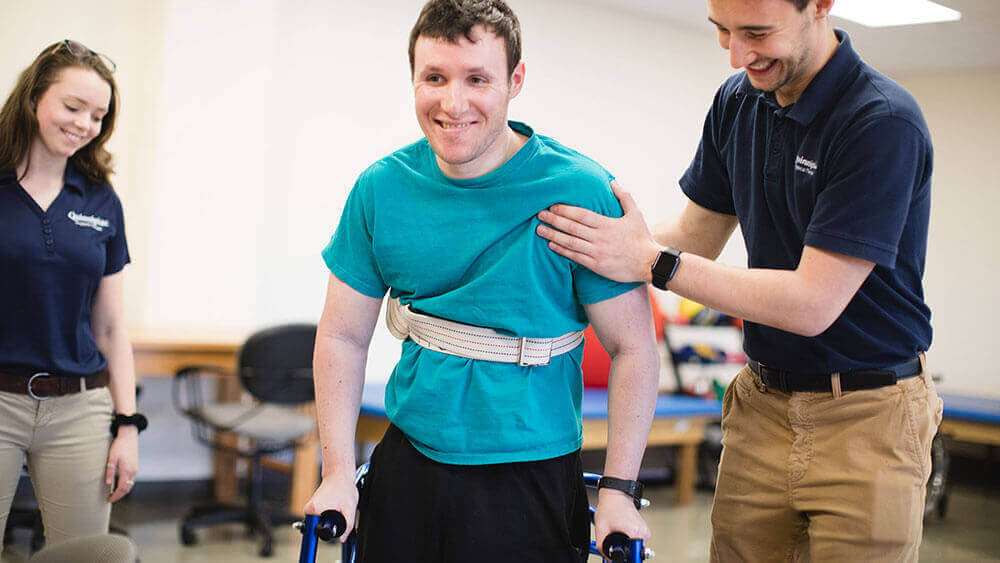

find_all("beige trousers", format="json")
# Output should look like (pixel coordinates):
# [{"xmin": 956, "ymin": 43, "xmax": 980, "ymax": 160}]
[
  {"xmin": 0, "ymin": 387, "xmax": 113, "ymax": 549},
  {"xmin": 710, "ymin": 363, "xmax": 942, "ymax": 563}
]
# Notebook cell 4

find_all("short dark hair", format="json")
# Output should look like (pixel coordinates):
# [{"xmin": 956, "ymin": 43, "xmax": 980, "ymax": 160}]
[
  {"xmin": 408, "ymin": 0, "xmax": 521, "ymax": 78},
  {"xmin": 787, "ymin": 0, "xmax": 810, "ymax": 11}
]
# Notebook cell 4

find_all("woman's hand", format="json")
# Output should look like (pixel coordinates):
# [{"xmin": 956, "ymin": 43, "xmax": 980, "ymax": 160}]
[{"xmin": 106, "ymin": 426, "xmax": 139, "ymax": 502}]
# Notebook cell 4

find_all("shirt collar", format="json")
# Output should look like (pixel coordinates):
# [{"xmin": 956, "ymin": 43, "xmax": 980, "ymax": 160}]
[
  {"xmin": 785, "ymin": 29, "xmax": 861, "ymax": 125},
  {"xmin": 63, "ymin": 160, "xmax": 89, "ymax": 194},
  {"xmin": 0, "ymin": 170, "xmax": 15, "ymax": 188},
  {"xmin": 0, "ymin": 161, "xmax": 92, "ymax": 194},
  {"xmin": 736, "ymin": 30, "xmax": 861, "ymax": 125}
]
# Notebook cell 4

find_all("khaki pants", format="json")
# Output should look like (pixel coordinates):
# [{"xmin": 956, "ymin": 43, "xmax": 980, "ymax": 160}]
[
  {"xmin": 0, "ymin": 387, "xmax": 113, "ymax": 549},
  {"xmin": 711, "ymin": 363, "xmax": 942, "ymax": 563}
]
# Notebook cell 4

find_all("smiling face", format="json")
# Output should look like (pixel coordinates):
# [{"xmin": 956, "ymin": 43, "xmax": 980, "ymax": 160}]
[
  {"xmin": 32, "ymin": 66, "xmax": 111, "ymax": 161},
  {"xmin": 708, "ymin": 0, "xmax": 834, "ymax": 105},
  {"xmin": 412, "ymin": 25, "xmax": 525, "ymax": 179}
]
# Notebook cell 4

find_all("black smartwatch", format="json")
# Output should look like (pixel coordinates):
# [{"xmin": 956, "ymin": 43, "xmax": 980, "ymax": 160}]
[
  {"xmin": 110, "ymin": 413, "xmax": 148, "ymax": 437},
  {"xmin": 650, "ymin": 247, "xmax": 681, "ymax": 290},
  {"xmin": 597, "ymin": 476, "xmax": 644, "ymax": 509}
]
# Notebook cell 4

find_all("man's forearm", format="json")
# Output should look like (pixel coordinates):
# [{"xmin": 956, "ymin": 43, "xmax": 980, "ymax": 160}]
[
  {"xmin": 313, "ymin": 336, "xmax": 369, "ymax": 480},
  {"xmin": 665, "ymin": 247, "xmax": 872, "ymax": 337},
  {"xmin": 603, "ymin": 349, "xmax": 659, "ymax": 480},
  {"xmin": 651, "ymin": 215, "xmax": 735, "ymax": 261}
]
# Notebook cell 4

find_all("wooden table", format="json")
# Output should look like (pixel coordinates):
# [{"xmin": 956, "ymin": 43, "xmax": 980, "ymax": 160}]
[
  {"xmin": 131, "ymin": 328, "xmax": 319, "ymax": 513},
  {"xmin": 356, "ymin": 383, "xmax": 722, "ymax": 505},
  {"xmin": 938, "ymin": 393, "xmax": 1000, "ymax": 447}
]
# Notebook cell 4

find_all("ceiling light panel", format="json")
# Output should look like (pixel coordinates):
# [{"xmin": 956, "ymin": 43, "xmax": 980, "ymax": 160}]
[{"xmin": 830, "ymin": 0, "xmax": 961, "ymax": 27}]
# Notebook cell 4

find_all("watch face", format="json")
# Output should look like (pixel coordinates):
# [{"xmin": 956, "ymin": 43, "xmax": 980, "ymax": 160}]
[{"xmin": 651, "ymin": 248, "xmax": 680, "ymax": 289}]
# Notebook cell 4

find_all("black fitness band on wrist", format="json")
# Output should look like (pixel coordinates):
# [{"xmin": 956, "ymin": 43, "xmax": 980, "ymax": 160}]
[
  {"xmin": 110, "ymin": 413, "xmax": 148, "ymax": 437},
  {"xmin": 597, "ymin": 476, "xmax": 644, "ymax": 510}
]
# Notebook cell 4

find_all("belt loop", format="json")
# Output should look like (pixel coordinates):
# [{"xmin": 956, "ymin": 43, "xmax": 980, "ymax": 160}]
[
  {"xmin": 919, "ymin": 353, "xmax": 932, "ymax": 384},
  {"xmin": 80, "ymin": 376, "xmax": 87, "ymax": 392},
  {"xmin": 830, "ymin": 372, "xmax": 842, "ymax": 399},
  {"xmin": 749, "ymin": 362, "xmax": 768, "ymax": 393}
]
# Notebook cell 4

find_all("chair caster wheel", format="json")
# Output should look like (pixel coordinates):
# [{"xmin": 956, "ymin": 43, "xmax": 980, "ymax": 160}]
[{"xmin": 180, "ymin": 526, "xmax": 197, "ymax": 546}]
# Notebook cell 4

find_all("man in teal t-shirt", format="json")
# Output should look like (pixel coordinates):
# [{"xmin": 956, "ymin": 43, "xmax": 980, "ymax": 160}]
[{"xmin": 305, "ymin": 2, "xmax": 659, "ymax": 561}]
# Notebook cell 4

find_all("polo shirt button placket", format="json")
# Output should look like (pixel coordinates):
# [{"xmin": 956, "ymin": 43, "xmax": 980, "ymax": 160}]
[{"xmin": 42, "ymin": 216, "xmax": 55, "ymax": 254}]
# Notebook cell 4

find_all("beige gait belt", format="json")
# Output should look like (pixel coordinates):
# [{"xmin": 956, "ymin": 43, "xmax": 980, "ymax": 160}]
[{"xmin": 385, "ymin": 297, "xmax": 584, "ymax": 367}]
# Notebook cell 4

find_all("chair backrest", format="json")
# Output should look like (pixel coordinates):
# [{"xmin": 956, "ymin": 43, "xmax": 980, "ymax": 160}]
[{"xmin": 237, "ymin": 323, "xmax": 317, "ymax": 405}]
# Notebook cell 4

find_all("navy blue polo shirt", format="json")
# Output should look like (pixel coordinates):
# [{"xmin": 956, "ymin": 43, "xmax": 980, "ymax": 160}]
[
  {"xmin": 680, "ymin": 30, "xmax": 932, "ymax": 373},
  {"xmin": 0, "ymin": 161, "xmax": 130, "ymax": 377}
]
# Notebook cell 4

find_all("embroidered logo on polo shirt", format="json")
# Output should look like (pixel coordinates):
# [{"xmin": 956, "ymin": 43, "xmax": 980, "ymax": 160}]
[
  {"xmin": 794, "ymin": 155, "xmax": 818, "ymax": 176},
  {"xmin": 68, "ymin": 211, "xmax": 109, "ymax": 232}
]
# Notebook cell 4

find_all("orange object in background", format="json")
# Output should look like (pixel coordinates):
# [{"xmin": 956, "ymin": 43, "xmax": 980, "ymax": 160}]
[{"xmin": 581, "ymin": 288, "xmax": 665, "ymax": 388}]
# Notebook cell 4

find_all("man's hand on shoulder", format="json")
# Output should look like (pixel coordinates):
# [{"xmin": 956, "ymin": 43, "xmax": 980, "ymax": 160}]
[{"xmin": 536, "ymin": 181, "xmax": 660, "ymax": 283}]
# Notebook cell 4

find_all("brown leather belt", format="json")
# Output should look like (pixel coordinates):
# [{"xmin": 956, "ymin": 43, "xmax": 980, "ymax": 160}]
[{"xmin": 0, "ymin": 369, "xmax": 110, "ymax": 400}]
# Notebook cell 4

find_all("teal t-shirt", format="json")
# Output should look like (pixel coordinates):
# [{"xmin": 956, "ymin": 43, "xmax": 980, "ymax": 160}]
[{"xmin": 322, "ymin": 121, "xmax": 641, "ymax": 465}]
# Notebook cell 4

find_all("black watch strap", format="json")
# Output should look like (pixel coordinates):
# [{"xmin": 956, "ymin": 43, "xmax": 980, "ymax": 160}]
[
  {"xmin": 597, "ymin": 476, "xmax": 644, "ymax": 509},
  {"xmin": 650, "ymin": 247, "xmax": 681, "ymax": 290},
  {"xmin": 110, "ymin": 413, "xmax": 148, "ymax": 437}
]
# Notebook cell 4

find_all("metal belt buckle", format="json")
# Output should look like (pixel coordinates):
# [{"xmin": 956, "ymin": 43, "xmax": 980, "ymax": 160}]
[
  {"xmin": 517, "ymin": 338, "xmax": 551, "ymax": 367},
  {"xmin": 28, "ymin": 372, "xmax": 54, "ymax": 401},
  {"xmin": 517, "ymin": 338, "xmax": 531, "ymax": 366}
]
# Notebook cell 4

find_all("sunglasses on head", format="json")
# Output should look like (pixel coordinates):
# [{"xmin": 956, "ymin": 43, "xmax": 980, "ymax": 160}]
[{"xmin": 56, "ymin": 39, "xmax": 116, "ymax": 73}]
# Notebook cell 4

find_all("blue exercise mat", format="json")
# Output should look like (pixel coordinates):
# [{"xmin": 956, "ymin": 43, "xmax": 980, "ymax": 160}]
[
  {"xmin": 940, "ymin": 393, "xmax": 1000, "ymax": 425},
  {"xmin": 582, "ymin": 389, "xmax": 722, "ymax": 419},
  {"xmin": 361, "ymin": 382, "xmax": 722, "ymax": 419}
]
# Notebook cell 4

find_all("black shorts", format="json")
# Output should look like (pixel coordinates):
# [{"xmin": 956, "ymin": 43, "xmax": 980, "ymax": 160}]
[{"xmin": 356, "ymin": 424, "xmax": 591, "ymax": 563}]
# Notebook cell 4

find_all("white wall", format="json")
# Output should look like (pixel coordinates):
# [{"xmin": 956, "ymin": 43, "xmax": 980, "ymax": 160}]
[{"xmin": 892, "ymin": 69, "xmax": 1000, "ymax": 395}]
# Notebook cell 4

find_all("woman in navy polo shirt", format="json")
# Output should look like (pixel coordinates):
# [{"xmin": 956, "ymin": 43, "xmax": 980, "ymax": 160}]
[{"xmin": 0, "ymin": 41, "xmax": 142, "ymax": 548}]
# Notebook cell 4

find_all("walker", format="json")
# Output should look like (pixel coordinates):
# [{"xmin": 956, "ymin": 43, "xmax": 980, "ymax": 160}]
[{"xmin": 295, "ymin": 464, "xmax": 654, "ymax": 562}]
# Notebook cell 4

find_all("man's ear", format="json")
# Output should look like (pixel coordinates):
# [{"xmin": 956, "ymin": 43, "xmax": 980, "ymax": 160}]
[
  {"xmin": 508, "ymin": 61, "xmax": 526, "ymax": 99},
  {"xmin": 813, "ymin": 0, "xmax": 835, "ymax": 20}
]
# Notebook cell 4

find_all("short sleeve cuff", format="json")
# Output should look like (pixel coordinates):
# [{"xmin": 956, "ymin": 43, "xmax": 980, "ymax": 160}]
[
  {"xmin": 679, "ymin": 174, "xmax": 736, "ymax": 216},
  {"xmin": 322, "ymin": 250, "xmax": 388, "ymax": 298},
  {"xmin": 805, "ymin": 229, "xmax": 897, "ymax": 268},
  {"xmin": 104, "ymin": 255, "xmax": 131, "ymax": 276},
  {"xmin": 576, "ymin": 280, "xmax": 643, "ymax": 306}
]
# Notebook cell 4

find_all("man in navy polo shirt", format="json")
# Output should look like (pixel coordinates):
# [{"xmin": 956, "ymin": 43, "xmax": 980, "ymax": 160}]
[{"xmin": 536, "ymin": 0, "xmax": 941, "ymax": 560}]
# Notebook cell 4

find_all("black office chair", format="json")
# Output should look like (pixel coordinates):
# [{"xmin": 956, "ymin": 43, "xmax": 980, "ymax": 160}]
[{"xmin": 173, "ymin": 324, "xmax": 318, "ymax": 557}]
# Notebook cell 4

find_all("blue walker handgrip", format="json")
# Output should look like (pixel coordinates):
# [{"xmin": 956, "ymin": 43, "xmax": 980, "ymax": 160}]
[{"xmin": 590, "ymin": 532, "xmax": 645, "ymax": 562}]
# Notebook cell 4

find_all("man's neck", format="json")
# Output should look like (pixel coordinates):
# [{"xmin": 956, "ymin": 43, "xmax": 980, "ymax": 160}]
[
  {"xmin": 775, "ymin": 27, "xmax": 840, "ymax": 107},
  {"xmin": 438, "ymin": 127, "xmax": 528, "ymax": 180}
]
